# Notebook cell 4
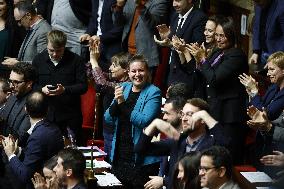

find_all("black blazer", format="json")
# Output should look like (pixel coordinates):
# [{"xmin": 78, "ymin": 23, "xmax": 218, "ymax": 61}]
[
  {"xmin": 167, "ymin": 8, "xmax": 207, "ymax": 88},
  {"xmin": 200, "ymin": 48, "xmax": 249, "ymax": 123},
  {"xmin": 32, "ymin": 49, "xmax": 88, "ymax": 121}
]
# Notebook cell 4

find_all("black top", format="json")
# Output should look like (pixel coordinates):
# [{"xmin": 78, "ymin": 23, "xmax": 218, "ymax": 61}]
[{"xmin": 110, "ymin": 90, "xmax": 141, "ymax": 162}]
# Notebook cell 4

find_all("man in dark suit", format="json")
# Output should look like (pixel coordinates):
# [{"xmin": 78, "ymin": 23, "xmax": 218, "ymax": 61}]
[
  {"xmin": 0, "ymin": 62, "xmax": 36, "ymax": 146},
  {"xmin": 155, "ymin": 0, "xmax": 206, "ymax": 92},
  {"xmin": 250, "ymin": 0, "xmax": 284, "ymax": 67},
  {"xmin": 53, "ymin": 148, "xmax": 87, "ymax": 189},
  {"xmin": 79, "ymin": 0, "xmax": 123, "ymax": 71},
  {"xmin": 2, "ymin": 0, "xmax": 51, "ymax": 66},
  {"xmin": 32, "ymin": 30, "xmax": 87, "ymax": 145},
  {"xmin": 134, "ymin": 98, "xmax": 228, "ymax": 189},
  {"xmin": 2, "ymin": 91, "xmax": 64, "ymax": 189}
]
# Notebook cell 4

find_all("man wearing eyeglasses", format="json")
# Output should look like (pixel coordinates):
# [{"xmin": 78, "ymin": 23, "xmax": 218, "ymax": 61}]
[
  {"xmin": 134, "ymin": 98, "xmax": 228, "ymax": 189},
  {"xmin": 199, "ymin": 146, "xmax": 240, "ymax": 189},
  {"xmin": 2, "ymin": 0, "xmax": 51, "ymax": 66},
  {"xmin": 0, "ymin": 62, "xmax": 36, "ymax": 189}
]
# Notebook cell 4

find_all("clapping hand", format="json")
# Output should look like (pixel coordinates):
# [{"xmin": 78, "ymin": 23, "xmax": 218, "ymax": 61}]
[
  {"xmin": 247, "ymin": 106, "xmax": 271, "ymax": 132},
  {"xmin": 89, "ymin": 38, "xmax": 100, "ymax": 62},
  {"xmin": 172, "ymin": 35, "xmax": 186, "ymax": 53},
  {"xmin": 2, "ymin": 135, "xmax": 18, "ymax": 157},
  {"xmin": 186, "ymin": 42, "xmax": 207, "ymax": 63},
  {"xmin": 31, "ymin": 173, "xmax": 48, "ymax": 189},
  {"xmin": 238, "ymin": 73, "xmax": 258, "ymax": 97},
  {"xmin": 156, "ymin": 24, "xmax": 171, "ymax": 40},
  {"xmin": 114, "ymin": 85, "xmax": 125, "ymax": 104}
]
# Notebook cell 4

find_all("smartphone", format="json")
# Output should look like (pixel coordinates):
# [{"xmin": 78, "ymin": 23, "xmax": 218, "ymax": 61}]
[{"xmin": 47, "ymin": 85, "xmax": 57, "ymax": 90}]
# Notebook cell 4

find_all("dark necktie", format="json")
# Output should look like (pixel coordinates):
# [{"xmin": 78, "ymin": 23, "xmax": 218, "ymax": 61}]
[
  {"xmin": 176, "ymin": 18, "xmax": 184, "ymax": 33},
  {"xmin": 19, "ymin": 29, "xmax": 33, "ymax": 61}
]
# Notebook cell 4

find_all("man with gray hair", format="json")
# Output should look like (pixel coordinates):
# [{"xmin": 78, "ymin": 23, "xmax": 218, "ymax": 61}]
[{"xmin": 2, "ymin": 0, "xmax": 51, "ymax": 65}]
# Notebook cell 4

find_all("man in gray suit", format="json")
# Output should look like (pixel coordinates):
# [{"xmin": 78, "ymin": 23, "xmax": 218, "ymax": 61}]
[
  {"xmin": 2, "ymin": 0, "xmax": 51, "ymax": 66},
  {"xmin": 112, "ymin": 0, "xmax": 169, "ymax": 71}
]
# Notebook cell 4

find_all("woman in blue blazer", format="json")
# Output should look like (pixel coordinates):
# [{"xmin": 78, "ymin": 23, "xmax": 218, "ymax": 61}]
[{"xmin": 104, "ymin": 55, "xmax": 162, "ymax": 189}]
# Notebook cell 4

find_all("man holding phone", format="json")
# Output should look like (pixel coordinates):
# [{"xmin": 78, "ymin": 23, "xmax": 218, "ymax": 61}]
[{"xmin": 32, "ymin": 30, "xmax": 87, "ymax": 145}]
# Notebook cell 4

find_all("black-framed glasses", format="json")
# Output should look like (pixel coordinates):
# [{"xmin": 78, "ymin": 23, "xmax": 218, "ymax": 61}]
[
  {"xmin": 199, "ymin": 166, "xmax": 216, "ymax": 173},
  {"xmin": 8, "ymin": 79, "xmax": 26, "ymax": 86}
]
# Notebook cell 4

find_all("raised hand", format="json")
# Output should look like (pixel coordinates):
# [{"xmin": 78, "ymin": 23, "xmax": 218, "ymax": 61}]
[
  {"xmin": 31, "ymin": 172, "xmax": 48, "ymax": 189},
  {"xmin": 238, "ymin": 73, "xmax": 258, "ymax": 97},
  {"xmin": 247, "ymin": 106, "xmax": 271, "ymax": 132},
  {"xmin": 172, "ymin": 35, "xmax": 186, "ymax": 53},
  {"xmin": 156, "ymin": 24, "xmax": 171, "ymax": 40}
]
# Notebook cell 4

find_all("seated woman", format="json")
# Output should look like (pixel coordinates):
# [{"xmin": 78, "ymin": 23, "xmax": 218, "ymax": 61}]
[
  {"xmin": 173, "ymin": 152, "xmax": 201, "ymax": 189},
  {"xmin": 85, "ymin": 40, "xmax": 130, "ymax": 160},
  {"xmin": 104, "ymin": 55, "xmax": 162, "ymax": 188},
  {"xmin": 239, "ymin": 51, "xmax": 284, "ymax": 120}
]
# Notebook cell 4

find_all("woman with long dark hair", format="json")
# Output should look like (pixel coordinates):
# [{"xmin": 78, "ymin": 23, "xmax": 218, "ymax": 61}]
[
  {"xmin": 173, "ymin": 152, "xmax": 201, "ymax": 189},
  {"xmin": 0, "ymin": 0, "xmax": 23, "ymax": 78}
]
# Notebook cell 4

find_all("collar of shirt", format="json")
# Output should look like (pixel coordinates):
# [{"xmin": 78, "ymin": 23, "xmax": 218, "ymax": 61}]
[
  {"xmin": 186, "ymin": 134, "xmax": 205, "ymax": 149},
  {"xmin": 49, "ymin": 54, "xmax": 61, "ymax": 66},
  {"xmin": 27, "ymin": 119, "xmax": 44, "ymax": 135},
  {"xmin": 178, "ymin": 6, "xmax": 193, "ymax": 27},
  {"xmin": 30, "ymin": 18, "xmax": 42, "ymax": 30}
]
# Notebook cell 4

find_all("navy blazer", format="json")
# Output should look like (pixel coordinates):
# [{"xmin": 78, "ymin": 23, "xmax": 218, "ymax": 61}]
[
  {"xmin": 167, "ymin": 8, "xmax": 207, "ymax": 86},
  {"xmin": 253, "ymin": 0, "xmax": 284, "ymax": 54},
  {"xmin": 86, "ymin": 0, "xmax": 123, "ymax": 68},
  {"xmin": 251, "ymin": 84, "xmax": 284, "ymax": 120},
  {"xmin": 9, "ymin": 120, "xmax": 64, "ymax": 189},
  {"xmin": 134, "ymin": 123, "xmax": 228, "ymax": 189}
]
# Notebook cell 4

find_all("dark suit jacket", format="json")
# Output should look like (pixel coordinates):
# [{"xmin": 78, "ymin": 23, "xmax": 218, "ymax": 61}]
[
  {"xmin": 0, "ymin": 93, "xmax": 31, "ymax": 147},
  {"xmin": 42, "ymin": 0, "xmax": 91, "ymax": 26},
  {"xmin": 72, "ymin": 182, "xmax": 87, "ymax": 189},
  {"xmin": 167, "ymin": 8, "xmax": 207, "ymax": 88},
  {"xmin": 32, "ymin": 49, "xmax": 88, "ymax": 122},
  {"xmin": 200, "ymin": 48, "xmax": 248, "ymax": 123},
  {"xmin": 9, "ymin": 120, "xmax": 64, "ymax": 189},
  {"xmin": 134, "ymin": 123, "xmax": 228, "ymax": 189},
  {"xmin": 86, "ymin": 0, "xmax": 123, "ymax": 70},
  {"xmin": 253, "ymin": 0, "xmax": 284, "ymax": 54}
]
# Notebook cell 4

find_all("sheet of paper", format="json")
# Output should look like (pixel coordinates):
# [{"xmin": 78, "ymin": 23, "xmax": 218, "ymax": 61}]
[
  {"xmin": 96, "ymin": 172, "xmax": 122, "ymax": 186},
  {"xmin": 240, "ymin": 172, "xmax": 273, "ymax": 183},
  {"xmin": 86, "ymin": 160, "xmax": 111, "ymax": 169}
]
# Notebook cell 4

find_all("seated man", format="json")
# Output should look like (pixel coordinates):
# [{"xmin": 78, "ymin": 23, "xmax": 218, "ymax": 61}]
[
  {"xmin": 134, "ymin": 98, "xmax": 228, "ymax": 189},
  {"xmin": 199, "ymin": 146, "xmax": 240, "ymax": 189},
  {"xmin": 53, "ymin": 148, "xmax": 87, "ymax": 189},
  {"xmin": 2, "ymin": 91, "xmax": 64, "ymax": 189}
]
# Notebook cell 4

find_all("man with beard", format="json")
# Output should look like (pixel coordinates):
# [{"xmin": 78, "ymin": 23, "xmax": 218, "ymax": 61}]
[
  {"xmin": 53, "ymin": 148, "xmax": 87, "ymax": 189},
  {"xmin": 134, "ymin": 98, "xmax": 228, "ymax": 189},
  {"xmin": 0, "ymin": 62, "xmax": 36, "ymax": 189},
  {"xmin": 144, "ymin": 96, "xmax": 186, "ymax": 189},
  {"xmin": 0, "ymin": 62, "xmax": 36, "ymax": 146}
]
